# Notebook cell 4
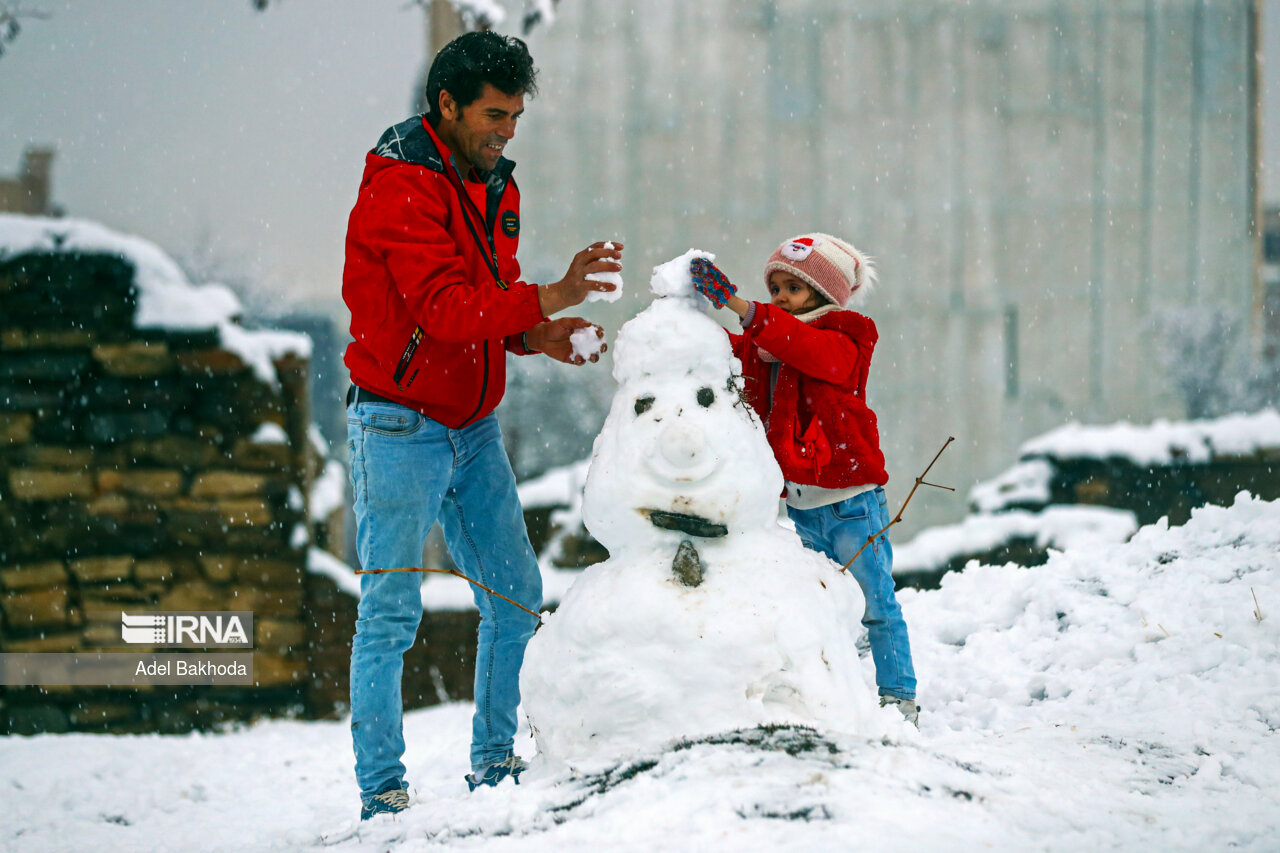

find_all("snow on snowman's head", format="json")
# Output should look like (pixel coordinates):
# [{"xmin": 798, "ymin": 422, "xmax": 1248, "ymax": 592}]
[
  {"xmin": 611, "ymin": 249, "xmax": 732, "ymax": 389},
  {"xmin": 582, "ymin": 253, "xmax": 784, "ymax": 554}
]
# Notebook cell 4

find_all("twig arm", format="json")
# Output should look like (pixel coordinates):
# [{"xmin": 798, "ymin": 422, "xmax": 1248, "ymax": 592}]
[
  {"xmin": 840, "ymin": 436, "xmax": 955, "ymax": 572},
  {"xmin": 354, "ymin": 566, "xmax": 543, "ymax": 623}
]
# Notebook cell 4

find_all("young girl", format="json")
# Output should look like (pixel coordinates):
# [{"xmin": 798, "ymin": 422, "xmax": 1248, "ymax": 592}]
[{"xmin": 691, "ymin": 234, "xmax": 918, "ymax": 724}]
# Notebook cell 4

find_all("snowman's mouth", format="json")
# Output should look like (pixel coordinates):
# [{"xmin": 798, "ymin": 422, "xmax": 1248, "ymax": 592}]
[{"xmin": 641, "ymin": 509, "xmax": 728, "ymax": 538}]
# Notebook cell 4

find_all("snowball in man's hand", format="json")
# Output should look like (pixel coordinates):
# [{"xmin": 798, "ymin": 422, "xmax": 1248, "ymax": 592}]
[
  {"xmin": 585, "ymin": 240, "xmax": 624, "ymax": 303},
  {"xmin": 570, "ymin": 326, "xmax": 606, "ymax": 361}
]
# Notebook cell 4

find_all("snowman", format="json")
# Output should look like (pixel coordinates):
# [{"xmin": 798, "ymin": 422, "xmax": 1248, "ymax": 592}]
[{"xmin": 521, "ymin": 250, "xmax": 892, "ymax": 769}]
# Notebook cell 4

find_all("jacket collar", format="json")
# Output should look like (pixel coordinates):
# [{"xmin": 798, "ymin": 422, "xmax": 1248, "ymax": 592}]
[
  {"xmin": 370, "ymin": 115, "xmax": 517, "ymax": 186},
  {"xmin": 791, "ymin": 303, "xmax": 844, "ymax": 324},
  {"xmin": 423, "ymin": 117, "xmax": 516, "ymax": 186}
]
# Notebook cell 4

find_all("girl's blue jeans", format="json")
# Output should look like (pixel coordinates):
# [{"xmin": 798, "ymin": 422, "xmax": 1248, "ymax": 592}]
[
  {"xmin": 787, "ymin": 486, "xmax": 916, "ymax": 700},
  {"xmin": 346, "ymin": 402, "xmax": 541, "ymax": 804}
]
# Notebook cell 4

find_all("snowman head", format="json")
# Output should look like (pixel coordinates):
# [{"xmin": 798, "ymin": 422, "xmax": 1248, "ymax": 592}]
[{"xmin": 582, "ymin": 253, "xmax": 784, "ymax": 554}]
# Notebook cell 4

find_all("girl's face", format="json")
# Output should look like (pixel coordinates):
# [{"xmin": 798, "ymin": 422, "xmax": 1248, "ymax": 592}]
[{"xmin": 767, "ymin": 271, "xmax": 822, "ymax": 315}]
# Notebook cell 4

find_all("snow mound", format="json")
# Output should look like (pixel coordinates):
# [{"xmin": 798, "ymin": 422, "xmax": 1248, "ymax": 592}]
[
  {"xmin": 968, "ymin": 458, "xmax": 1053, "ymax": 513},
  {"xmin": 910, "ymin": 491, "xmax": 1280, "ymax": 743},
  {"xmin": 894, "ymin": 505, "xmax": 1138, "ymax": 575},
  {"xmin": 1021, "ymin": 408, "xmax": 1280, "ymax": 465},
  {"xmin": 5, "ymin": 498, "xmax": 1280, "ymax": 850}
]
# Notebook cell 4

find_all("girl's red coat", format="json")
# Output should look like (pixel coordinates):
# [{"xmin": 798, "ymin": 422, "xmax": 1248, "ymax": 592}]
[{"xmin": 732, "ymin": 302, "xmax": 888, "ymax": 488}]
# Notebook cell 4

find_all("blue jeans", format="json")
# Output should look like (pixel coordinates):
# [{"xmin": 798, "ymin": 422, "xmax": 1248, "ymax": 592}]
[
  {"xmin": 787, "ymin": 487, "xmax": 916, "ymax": 699},
  {"xmin": 346, "ymin": 402, "xmax": 542, "ymax": 804}
]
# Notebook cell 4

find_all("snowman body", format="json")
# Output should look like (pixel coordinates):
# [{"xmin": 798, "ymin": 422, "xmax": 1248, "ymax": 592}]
[{"xmin": 521, "ymin": 251, "xmax": 886, "ymax": 768}]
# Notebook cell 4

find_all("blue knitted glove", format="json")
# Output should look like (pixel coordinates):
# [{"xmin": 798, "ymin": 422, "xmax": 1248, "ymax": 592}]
[{"xmin": 690, "ymin": 257, "xmax": 736, "ymax": 308}]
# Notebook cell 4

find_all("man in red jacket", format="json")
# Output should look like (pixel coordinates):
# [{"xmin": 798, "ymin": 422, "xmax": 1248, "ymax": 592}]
[{"xmin": 343, "ymin": 31, "xmax": 621, "ymax": 820}]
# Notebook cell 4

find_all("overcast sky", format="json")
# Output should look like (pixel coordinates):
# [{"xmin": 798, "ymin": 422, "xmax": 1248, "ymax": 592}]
[
  {"xmin": 3, "ymin": 1, "xmax": 1279, "ymax": 316},
  {"xmin": 0, "ymin": 0, "xmax": 429, "ymax": 312}
]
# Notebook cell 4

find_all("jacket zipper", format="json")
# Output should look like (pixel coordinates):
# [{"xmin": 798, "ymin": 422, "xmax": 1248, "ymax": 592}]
[
  {"xmin": 459, "ymin": 343, "xmax": 490, "ymax": 427},
  {"xmin": 448, "ymin": 163, "xmax": 508, "ymax": 290},
  {"xmin": 442, "ymin": 160, "xmax": 506, "ymax": 423},
  {"xmin": 392, "ymin": 327, "xmax": 424, "ymax": 388}
]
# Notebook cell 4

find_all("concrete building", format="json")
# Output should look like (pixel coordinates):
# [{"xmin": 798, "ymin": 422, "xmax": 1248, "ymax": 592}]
[
  {"xmin": 512, "ymin": 0, "xmax": 1263, "ymax": 533},
  {"xmin": 1264, "ymin": 205, "xmax": 1280, "ymax": 358},
  {"xmin": 0, "ymin": 147, "xmax": 57, "ymax": 216}
]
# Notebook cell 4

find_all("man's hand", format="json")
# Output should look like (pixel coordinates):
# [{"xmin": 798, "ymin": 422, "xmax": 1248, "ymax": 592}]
[
  {"xmin": 537, "ymin": 241, "xmax": 623, "ymax": 316},
  {"xmin": 525, "ymin": 318, "xmax": 607, "ymax": 366}
]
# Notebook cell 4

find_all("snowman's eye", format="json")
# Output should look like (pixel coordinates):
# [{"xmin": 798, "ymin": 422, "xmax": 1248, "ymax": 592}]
[
  {"xmin": 697, "ymin": 387, "xmax": 715, "ymax": 407},
  {"xmin": 634, "ymin": 395, "xmax": 655, "ymax": 415}
]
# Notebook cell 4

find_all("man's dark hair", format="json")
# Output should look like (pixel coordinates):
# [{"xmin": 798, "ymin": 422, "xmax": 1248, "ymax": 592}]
[{"xmin": 424, "ymin": 31, "xmax": 538, "ymax": 122}]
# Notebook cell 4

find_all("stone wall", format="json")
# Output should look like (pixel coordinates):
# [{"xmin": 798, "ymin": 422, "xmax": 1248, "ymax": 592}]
[
  {"xmin": 0, "ymin": 249, "xmax": 316, "ymax": 733},
  {"xmin": 1030, "ymin": 455, "xmax": 1280, "ymax": 528},
  {"xmin": 894, "ymin": 423, "xmax": 1280, "ymax": 589}
]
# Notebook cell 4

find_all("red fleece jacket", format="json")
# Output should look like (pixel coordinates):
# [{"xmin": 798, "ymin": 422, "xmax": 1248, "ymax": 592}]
[
  {"xmin": 343, "ymin": 116, "xmax": 546, "ymax": 428},
  {"xmin": 731, "ymin": 302, "xmax": 888, "ymax": 488}
]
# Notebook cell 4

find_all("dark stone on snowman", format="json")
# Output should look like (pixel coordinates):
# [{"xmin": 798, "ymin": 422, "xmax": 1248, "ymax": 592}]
[
  {"xmin": 671, "ymin": 539, "xmax": 703, "ymax": 587},
  {"xmin": 645, "ymin": 510, "xmax": 725, "ymax": 588},
  {"xmin": 646, "ymin": 509, "xmax": 728, "ymax": 539}
]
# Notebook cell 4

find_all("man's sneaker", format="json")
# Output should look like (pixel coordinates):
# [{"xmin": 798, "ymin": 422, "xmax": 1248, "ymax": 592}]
[
  {"xmin": 360, "ymin": 782, "xmax": 410, "ymax": 821},
  {"xmin": 465, "ymin": 754, "xmax": 527, "ymax": 792},
  {"xmin": 880, "ymin": 694, "xmax": 920, "ymax": 727}
]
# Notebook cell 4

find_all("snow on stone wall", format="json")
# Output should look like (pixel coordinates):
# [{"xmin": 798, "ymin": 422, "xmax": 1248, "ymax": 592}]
[{"xmin": 0, "ymin": 214, "xmax": 310, "ymax": 387}]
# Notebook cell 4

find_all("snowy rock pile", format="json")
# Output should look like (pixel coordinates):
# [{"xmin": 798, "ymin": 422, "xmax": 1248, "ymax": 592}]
[
  {"xmin": 521, "ymin": 251, "xmax": 898, "ymax": 769},
  {"xmin": 893, "ymin": 505, "xmax": 1140, "ymax": 588},
  {"xmin": 0, "ymin": 214, "xmax": 325, "ymax": 733},
  {"xmin": 894, "ymin": 409, "xmax": 1280, "ymax": 588},
  {"xmin": 973, "ymin": 410, "xmax": 1280, "ymax": 523}
]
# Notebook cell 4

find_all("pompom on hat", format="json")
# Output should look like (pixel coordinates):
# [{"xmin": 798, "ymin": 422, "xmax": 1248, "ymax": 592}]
[{"xmin": 763, "ymin": 233, "xmax": 877, "ymax": 308}]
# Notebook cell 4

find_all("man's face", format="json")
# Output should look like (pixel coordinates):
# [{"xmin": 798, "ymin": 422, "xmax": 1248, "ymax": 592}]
[{"xmin": 436, "ymin": 83, "xmax": 524, "ymax": 175}]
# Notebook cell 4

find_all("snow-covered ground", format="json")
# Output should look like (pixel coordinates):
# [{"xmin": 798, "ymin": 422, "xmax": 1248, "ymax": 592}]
[{"xmin": 3, "ymin": 492, "xmax": 1277, "ymax": 851}]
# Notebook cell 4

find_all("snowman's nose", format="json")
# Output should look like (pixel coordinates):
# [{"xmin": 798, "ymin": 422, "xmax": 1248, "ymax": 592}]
[{"xmin": 658, "ymin": 423, "xmax": 706, "ymax": 469}]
